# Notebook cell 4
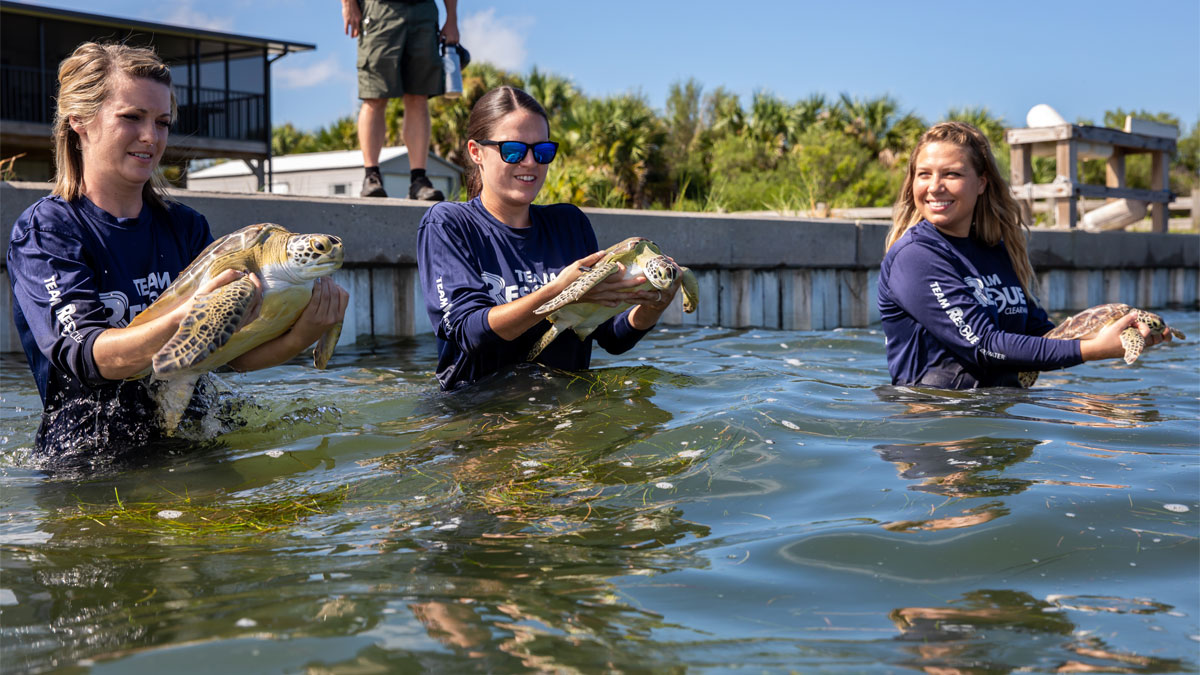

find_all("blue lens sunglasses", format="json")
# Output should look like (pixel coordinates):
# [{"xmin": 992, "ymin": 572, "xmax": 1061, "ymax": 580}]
[{"xmin": 475, "ymin": 140, "xmax": 559, "ymax": 164}]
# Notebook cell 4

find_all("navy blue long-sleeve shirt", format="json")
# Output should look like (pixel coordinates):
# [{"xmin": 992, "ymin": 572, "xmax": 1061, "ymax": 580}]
[
  {"xmin": 7, "ymin": 195, "xmax": 213, "ymax": 455},
  {"xmin": 417, "ymin": 198, "xmax": 650, "ymax": 390},
  {"xmin": 878, "ymin": 220, "xmax": 1081, "ymax": 388}
]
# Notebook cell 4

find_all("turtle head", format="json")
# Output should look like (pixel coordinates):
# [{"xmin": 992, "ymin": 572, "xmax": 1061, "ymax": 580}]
[
  {"xmin": 286, "ymin": 233, "xmax": 344, "ymax": 279},
  {"xmin": 642, "ymin": 254, "xmax": 679, "ymax": 291}
]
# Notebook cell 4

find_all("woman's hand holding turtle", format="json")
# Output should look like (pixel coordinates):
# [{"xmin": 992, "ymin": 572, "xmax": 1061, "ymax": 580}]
[
  {"xmin": 289, "ymin": 277, "xmax": 349, "ymax": 346},
  {"xmin": 556, "ymin": 251, "xmax": 638, "ymax": 309},
  {"xmin": 627, "ymin": 281, "xmax": 679, "ymax": 330},
  {"xmin": 1079, "ymin": 310, "xmax": 1171, "ymax": 362}
]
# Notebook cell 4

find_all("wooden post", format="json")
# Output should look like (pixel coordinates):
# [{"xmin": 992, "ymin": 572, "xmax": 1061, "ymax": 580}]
[
  {"xmin": 1149, "ymin": 151, "xmax": 1170, "ymax": 233},
  {"xmin": 1105, "ymin": 148, "xmax": 1125, "ymax": 203},
  {"xmin": 1010, "ymin": 144, "xmax": 1034, "ymax": 225},
  {"xmin": 1192, "ymin": 188, "xmax": 1199, "ymax": 232},
  {"xmin": 1055, "ymin": 139, "xmax": 1078, "ymax": 228}
]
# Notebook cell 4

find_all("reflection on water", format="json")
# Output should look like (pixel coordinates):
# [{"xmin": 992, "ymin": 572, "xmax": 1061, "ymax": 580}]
[
  {"xmin": 1, "ymin": 315, "xmax": 1197, "ymax": 673},
  {"xmin": 890, "ymin": 589, "xmax": 1186, "ymax": 674}
]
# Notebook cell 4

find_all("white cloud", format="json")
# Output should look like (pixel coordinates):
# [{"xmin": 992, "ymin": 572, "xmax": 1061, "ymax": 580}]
[
  {"xmin": 162, "ymin": 2, "xmax": 235, "ymax": 32},
  {"xmin": 275, "ymin": 56, "xmax": 353, "ymax": 90},
  {"xmin": 460, "ymin": 9, "xmax": 530, "ymax": 72}
]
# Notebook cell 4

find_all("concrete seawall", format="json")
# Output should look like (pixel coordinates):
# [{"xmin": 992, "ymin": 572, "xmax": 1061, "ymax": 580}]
[{"xmin": 2, "ymin": 181, "xmax": 1198, "ymax": 352}]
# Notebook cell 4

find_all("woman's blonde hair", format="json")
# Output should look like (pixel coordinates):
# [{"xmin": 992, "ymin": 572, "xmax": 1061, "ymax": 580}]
[
  {"xmin": 52, "ymin": 42, "xmax": 177, "ymax": 211},
  {"xmin": 886, "ymin": 121, "xmax": 1037, "ymax": 297}
]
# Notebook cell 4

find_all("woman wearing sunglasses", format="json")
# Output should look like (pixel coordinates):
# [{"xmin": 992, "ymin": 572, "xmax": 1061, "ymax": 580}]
[{"xmin": 417, "ymin": 86, "xmax": 677, "ymax": 390}]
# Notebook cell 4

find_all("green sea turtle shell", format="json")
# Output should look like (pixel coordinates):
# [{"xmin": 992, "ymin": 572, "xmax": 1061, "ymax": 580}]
[
  {"xmin": 527, "ymin": 237, "xmax": 699, "ymax": 361},
  {"xmin": 1019, "ymin": 303, "xmax": 1185, "ymax": 387},
  {"xmin": 127, "ymin": 223, "xmax": 344, "ymax": 431}
]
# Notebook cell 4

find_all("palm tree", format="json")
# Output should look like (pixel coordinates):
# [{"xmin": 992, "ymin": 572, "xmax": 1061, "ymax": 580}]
[
  {"xmin": 272, "ymin": 122, "xmax": 315, "ymax": 156},
  {"xmin": 945, "ymin": 106, "xmax": 1007, "ymax": 148},
  {"xmin": 567, "ymin": 93, "xmax": 667, "ymax": 208}
]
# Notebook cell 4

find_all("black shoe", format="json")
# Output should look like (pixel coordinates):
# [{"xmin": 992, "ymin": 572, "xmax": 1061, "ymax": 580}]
[
  {"xmin": 361, "ymin": 172, "xmax": 388, "ymax": 198},
  {"xmin": 409, "ymin": 175, "xmax": 444, "ymax": 201}
]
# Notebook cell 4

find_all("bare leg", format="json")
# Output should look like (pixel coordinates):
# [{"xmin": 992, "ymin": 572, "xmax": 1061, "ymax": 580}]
[
  {"xmin": 358, "ymin": 98, "xmax": 388, "ymax": 167},
  {"xmin": 402, "ymin": 93, "xmax": 431, "ymax": 170}
]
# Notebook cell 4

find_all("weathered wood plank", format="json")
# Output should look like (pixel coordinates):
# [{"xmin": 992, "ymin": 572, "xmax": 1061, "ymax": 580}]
[
  {"xmin": 1006, "ymin": 124, "xmax": 1177, "ymax": 152},
  {"xmin": 1055, "ymin": 140, "xmax": 1078, "ymax": 228},
  {"xmin": 1150, "ymin": 151, "xmax": 1170, "ymax": 233}
]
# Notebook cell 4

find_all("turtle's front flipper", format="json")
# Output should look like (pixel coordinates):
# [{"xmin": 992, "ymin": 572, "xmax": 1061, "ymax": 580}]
[
  {"xmin": 153, "ymin": 276, "xmax": 256, "ymax": 376},
  {"xmin": 1120, "ymin": 326, "xmax": 1145, "ymax": 364},
  {"xmin": 528, "ymin": 324, "xmax": 562, "ymax": 361},
  {"xmin": 313, "ymin": 320, "xmax": 343, "ymax": 369},
  {"xmin": 535, "ymin": 261, "xmax": 620, "ymax": 315},
  {"xmin": 1018, "ymin": 370, "xmax": 1038, "ymax": 388},
  {"xmin": 679, "ymin": 267, "xmax": 700, "ymax": 314},
  {"xmin": 1170, "ymin": 327, "xmax": 1187, "ymax": 340}
]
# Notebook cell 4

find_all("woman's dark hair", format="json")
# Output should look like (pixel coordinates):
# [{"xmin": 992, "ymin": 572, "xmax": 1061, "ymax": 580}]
[{"xmin": 464, "ymin": 87, "xmax": 549, "ymax": 199}]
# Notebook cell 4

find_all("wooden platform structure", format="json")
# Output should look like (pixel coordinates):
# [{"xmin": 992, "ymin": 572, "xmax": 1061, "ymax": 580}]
[{"xmin": 1006, "ymin": 121, "xmax": 1177, "ymax": 232}]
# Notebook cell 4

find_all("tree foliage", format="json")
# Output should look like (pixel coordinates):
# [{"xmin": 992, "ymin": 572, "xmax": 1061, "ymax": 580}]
[{"xmin": 269, "ymin": 63, "xmax": 1198, "ymax": 212}]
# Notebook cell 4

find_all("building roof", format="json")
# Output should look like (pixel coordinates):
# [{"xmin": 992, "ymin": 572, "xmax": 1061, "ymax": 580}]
[
  {"xmin": 0, "ymin": 1, "xmax": 316, "ymax": 56},
  {"xmin": 190, "ymin": 147, "xmax": 462, "ymax": 178}
]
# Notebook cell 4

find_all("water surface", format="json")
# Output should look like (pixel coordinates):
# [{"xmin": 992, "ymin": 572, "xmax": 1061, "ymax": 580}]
[{"xmin": 2, "ymin": 310, "xmax": 1197, "ymax": 673}]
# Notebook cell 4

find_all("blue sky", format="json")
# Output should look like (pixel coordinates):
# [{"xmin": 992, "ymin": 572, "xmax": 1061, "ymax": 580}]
[{"xmin": 25, "ymin": 0, "xmax": 1200, "ymax": 133}]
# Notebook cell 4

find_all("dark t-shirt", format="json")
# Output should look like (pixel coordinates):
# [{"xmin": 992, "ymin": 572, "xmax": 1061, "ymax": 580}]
[
  {"xmin": 877, "ymin": 220, "xmax": 1082, "ymax": 388},
  {"xmin": 417, "ymin": 198, "xmax": 651, "ymax": 390},
  {"xmin": 7, "ymin": 195, "xmax": 213, "ymax": 456}
]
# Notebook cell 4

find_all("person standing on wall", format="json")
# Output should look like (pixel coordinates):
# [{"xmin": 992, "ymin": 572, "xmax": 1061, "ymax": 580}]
[{"xmin": 342, "ymin": 0, "xmax": 458, "ymax": 200}]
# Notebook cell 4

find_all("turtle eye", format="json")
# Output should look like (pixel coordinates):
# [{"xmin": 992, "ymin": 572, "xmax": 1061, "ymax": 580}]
[{"xmin": 312, "ymin": 238, "xmax": 327, "ymax": 252}]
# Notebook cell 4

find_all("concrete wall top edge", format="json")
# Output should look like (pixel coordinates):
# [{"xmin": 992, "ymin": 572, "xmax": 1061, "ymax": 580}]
[{"xmin": 3, "ymin": 182, "xmax": 1196, "ymax": 270}]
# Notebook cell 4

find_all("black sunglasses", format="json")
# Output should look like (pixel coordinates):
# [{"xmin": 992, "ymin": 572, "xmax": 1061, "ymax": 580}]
[{"xmin": 475, "ymin": 140, "xmax": 559, "ymax": 164}]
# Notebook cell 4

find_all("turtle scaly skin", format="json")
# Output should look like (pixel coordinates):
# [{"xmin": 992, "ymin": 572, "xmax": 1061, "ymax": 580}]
[
  {"xmin": 528, "ymin": 237, "xmax": 699, "ymax": 361},
  {"xmin": 1018, "ymin": 303, "xmax": 1185, "ymax": 387},
  {"xmin": 128, "ymin": 223, "xmax": 344, "ymax": 431}
]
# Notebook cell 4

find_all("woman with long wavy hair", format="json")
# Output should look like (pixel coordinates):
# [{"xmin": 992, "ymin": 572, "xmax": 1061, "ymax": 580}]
[{"xmin": 877, "ymin": 121, "xmax": 1169, "ymax": 388}]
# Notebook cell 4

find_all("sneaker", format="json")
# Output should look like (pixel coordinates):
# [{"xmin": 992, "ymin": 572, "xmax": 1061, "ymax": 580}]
[
  {"xmin": 361, "ymin": 172, "xmax": 387, "ymax": 198},
  {"xmin": 408, "ymin": 174, "xmax": 444, "ymax": 201}
]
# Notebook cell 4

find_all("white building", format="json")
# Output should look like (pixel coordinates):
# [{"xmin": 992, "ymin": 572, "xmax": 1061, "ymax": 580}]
[{"xmin": 187, "ymin": 146, "xmax": 462, "ymax": 199}]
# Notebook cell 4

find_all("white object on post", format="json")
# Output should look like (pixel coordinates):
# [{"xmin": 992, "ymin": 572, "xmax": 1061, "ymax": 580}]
[
  {"xmin": 1026, "ymin": 104, "xmax": 1067, "ymax": 128},
  {"xmin": 1079, "ymin": 199, "xmax": 1148, "ymax": 233}
]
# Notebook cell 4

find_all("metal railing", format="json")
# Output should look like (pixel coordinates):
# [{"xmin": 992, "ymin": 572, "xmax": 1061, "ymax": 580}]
[{"xmin": 1, "ymin": 64, "xmax": 266, "ymax": 143}]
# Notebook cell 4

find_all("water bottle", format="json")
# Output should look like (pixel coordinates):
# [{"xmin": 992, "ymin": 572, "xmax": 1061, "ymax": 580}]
[{"xmin": 442, "ymin": 41, "xmax": 462, "ymax": 99}]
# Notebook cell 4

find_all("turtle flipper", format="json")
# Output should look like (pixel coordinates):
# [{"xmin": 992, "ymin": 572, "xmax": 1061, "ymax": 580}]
[
  {"xmin": 528, "ymin": 324, "xmax": 562, "ymax": 361},
  {"xmin": 1018, "ymin": 370, "xmax": 1038, "ymax": 388},
  {"xmin": 153, "ymin": 276, "xmax": 256, "ymax": 376},
  {"xmin": 679, "ymin": 267, "xmax": 700, "ymax": 314},
  {"xmin": 1170, "ymin": 327, "xmax": 1187, "ymax": 340},
  {"xmin": 535, "ymin": 261, "xmax": 621, "ymax": 315},
  {"xmin": 313, "ymin": 320, "xmax": 343, "ymax": 369},
  {"xmin": 1120, "ymin": 326, "xmax": 1145, "ymax": 364},
  {"xmin": 154, "ymin": 373, "xmax": 201, "ymax": 435}
]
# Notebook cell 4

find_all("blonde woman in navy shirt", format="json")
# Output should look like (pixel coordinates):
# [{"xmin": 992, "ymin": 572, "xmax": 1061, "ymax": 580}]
[
  {"xmin": 877, "ymin": 121, "xmax": 1171, "ymax": 389},
  {"xmin": 8, "ymin": 43, "xmax": 347, "ymax": 462}
]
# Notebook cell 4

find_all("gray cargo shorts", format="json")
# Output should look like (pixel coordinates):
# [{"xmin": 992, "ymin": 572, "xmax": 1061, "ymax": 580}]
[{"xmin": 357, "ymin": 0, "xmax": 444, "ymax": 99}]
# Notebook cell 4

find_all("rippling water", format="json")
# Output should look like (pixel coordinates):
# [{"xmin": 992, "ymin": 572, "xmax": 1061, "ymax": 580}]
[{"xmin": 2, "ymin": 310, "xmax": 1197, "ymax": 673}]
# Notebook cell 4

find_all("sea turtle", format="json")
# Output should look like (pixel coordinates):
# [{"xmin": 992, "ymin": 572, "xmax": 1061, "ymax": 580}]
[
  {"xmin": 527, "ymin": 237, "xmax": 699, "ymax": 360},
  {"xmin": 128, "ymin": 223, "xmax": 345, "ymax": 431},
  {"xmin": 1019, "ymin": 303, "xmax": 1185, "ymax": 387}
]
